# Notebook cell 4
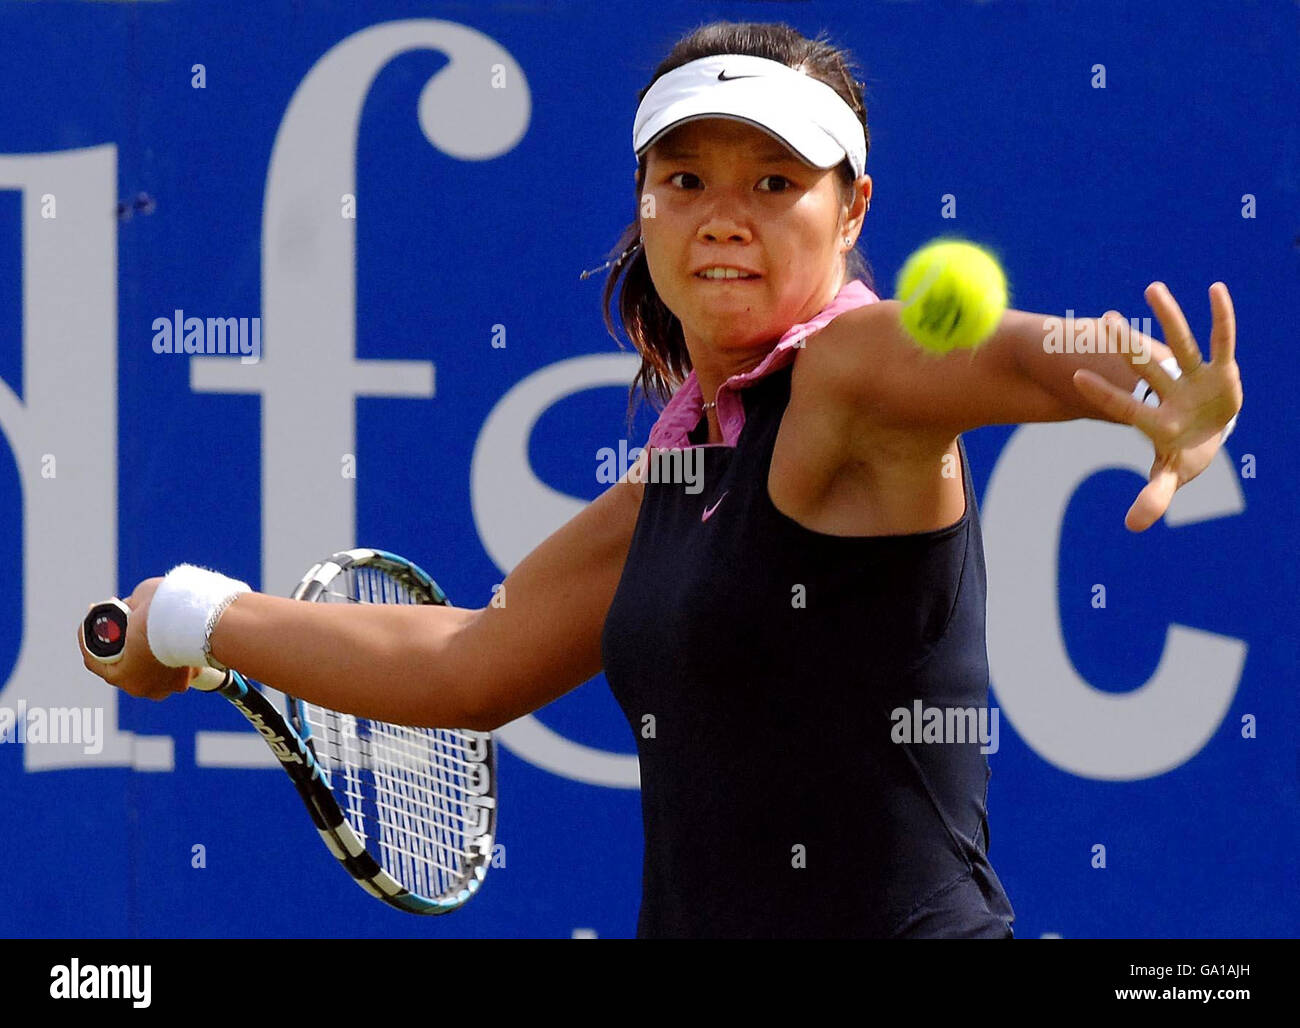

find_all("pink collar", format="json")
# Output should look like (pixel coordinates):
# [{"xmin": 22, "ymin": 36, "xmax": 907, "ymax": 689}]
[{"xmin": 646, "ymin": 278, "xmax": 880, "ymax": 449}]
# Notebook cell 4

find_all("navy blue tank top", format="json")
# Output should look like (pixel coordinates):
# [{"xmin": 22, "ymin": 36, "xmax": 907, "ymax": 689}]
[{"xmin": 601, "ymin": 361, "xmax": 1015, "ymax": 939}]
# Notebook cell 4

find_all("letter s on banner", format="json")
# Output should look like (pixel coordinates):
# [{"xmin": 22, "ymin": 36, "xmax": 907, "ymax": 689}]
[{"xmin": 472, "ymin": 354, "xmax": 642, "ymax": 789}]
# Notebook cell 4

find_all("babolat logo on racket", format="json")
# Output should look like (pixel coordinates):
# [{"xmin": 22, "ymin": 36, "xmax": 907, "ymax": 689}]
[{"xmin": 229, "ymin": 695, "xmax": 305, "ymax": 767}]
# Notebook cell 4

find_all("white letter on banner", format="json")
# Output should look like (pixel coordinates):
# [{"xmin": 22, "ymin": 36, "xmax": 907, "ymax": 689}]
[
  {"xmin": 189, "ymin": 21, "xmax": 529, "ymax": 768},
  {"xmin": 982, "ymin": 420, "xmax": 1246, "ymax": 780},
  {"xmin": 0, "ymin": 145, "xmax": 173, "ymax": 771},
  {"xmin": 472, "ymin": 354, "xmax": 642, "ymax": 789}
]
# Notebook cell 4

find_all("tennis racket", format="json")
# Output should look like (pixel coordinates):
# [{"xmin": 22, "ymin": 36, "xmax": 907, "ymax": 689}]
[{"xmin": 82, "ymin": 548, "xmax": 497, "ymax": 915}]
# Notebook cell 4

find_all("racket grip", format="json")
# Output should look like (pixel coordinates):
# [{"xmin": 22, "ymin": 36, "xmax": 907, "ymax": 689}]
[
  {"xmin": 188, "ymin": 667, "xmax": 229, "ymax": 692},
  {"xmin": 85, "ymin": 598, "xmax": 229, "ymax": 692},
  {"xmin": 83, "ymin": 599, "xmax": 131, "ymax": 663}
]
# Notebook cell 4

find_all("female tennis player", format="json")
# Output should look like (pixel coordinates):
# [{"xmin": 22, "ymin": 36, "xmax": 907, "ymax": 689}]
[{"xmin": 79, "ymin": 21, "xmax": 1242, "ymax": 938}]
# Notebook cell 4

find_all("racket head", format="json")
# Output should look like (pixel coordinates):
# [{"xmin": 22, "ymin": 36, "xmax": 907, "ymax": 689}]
[{"xmin": 286, "ymin": 548, "xmax": 497, "ymax": 914}]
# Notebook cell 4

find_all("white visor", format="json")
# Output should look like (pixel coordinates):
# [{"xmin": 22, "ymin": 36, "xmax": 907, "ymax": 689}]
[{"xmin": 632, "ymin": 54, "xmax": 866, "ymax": 178}]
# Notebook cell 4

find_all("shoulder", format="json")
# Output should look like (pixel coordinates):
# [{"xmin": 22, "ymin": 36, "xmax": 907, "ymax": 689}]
[
  {"xmin": 795, "ymin": 299, "xmax": 894, "ymax": 405},
  {"xmin": 788, "ymin": 299, "xmax": 892, "ymax": 435},
  {"xmin": 791, "ymin": 300, "xmax": 956, "ymax": 465}
]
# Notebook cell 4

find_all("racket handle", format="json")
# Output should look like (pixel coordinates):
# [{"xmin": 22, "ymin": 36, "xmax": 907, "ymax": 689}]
[
  {"xmin": 188, "ymin": 667, "xmax": 229, "ymax": 692},
  {"xmin": 84, "ymin": 598, "xmax": 230, "ymax": 692}
]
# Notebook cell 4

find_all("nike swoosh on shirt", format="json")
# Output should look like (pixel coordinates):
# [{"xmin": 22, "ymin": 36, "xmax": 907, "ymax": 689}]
[{"xmin": 701, "ymin": 490, "xmax": 730, "ymax": 522}]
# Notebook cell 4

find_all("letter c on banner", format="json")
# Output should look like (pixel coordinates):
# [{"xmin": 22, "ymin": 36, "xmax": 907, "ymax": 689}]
[{"xmin": 982, "ymin": 420, "xmax": 1247, "ymax": 780}]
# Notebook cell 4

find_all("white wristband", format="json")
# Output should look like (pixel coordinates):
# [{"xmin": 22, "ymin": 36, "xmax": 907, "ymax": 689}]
[
  {"xmin": 1131, "ymin": 356, "xmax": 1238, "ymax": 443},
  {"xmin": 146, "ymin": 564, "xmax": 250, "ymax": 670}
]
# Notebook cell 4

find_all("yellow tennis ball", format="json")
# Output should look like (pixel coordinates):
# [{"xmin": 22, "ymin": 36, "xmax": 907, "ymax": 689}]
[{"xmin": 894, "ymin": 239, "xmax": 1008, "ymax": 354}]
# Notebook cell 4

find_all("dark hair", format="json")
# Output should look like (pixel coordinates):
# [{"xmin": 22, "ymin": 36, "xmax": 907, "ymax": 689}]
[{"xmin": 601, "ymin": 21, "xmax": 876, "ymax": 433}]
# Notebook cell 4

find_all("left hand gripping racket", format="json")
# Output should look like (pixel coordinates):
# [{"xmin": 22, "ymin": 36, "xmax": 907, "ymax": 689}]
[{"xmin": 82, "ymin": 548, "xmax": 497, "ymax": 915}]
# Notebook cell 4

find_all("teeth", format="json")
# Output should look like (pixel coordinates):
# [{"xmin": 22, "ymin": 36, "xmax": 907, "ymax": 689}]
[{"xmin": 698, "ymin": 268, "xmax": 756, "ymax": 279}]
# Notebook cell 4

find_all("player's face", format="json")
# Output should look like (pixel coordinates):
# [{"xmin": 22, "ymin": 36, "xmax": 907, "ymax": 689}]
[{"xmin": 640, "ymin": 118, "xmax": 857, "ymax": 357}]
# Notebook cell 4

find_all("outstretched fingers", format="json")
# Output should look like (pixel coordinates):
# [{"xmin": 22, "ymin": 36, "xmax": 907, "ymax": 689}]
[
  {"xmin": 1143, "ymin": 281, "xmax": 1204, "ymax": 374},
  {"xmin": 1100, "ymin": 310, "xmax": 1177, "ymax": 402},
  {"xmin": 1072, "ymin": 367, "xmax": 1161, "ymax": 435},
  {"xmin": 1207, "ymin": 281, "xmax": 1237, "ymax": 367},
  {"xmin": 1125, "ymin": 459, "xmax": 1179, "ymax": 533}
]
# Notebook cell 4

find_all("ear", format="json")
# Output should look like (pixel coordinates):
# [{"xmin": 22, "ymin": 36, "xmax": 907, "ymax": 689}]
[{"xmin": 842, "ymin": 173, "xmax": 872, "ymax": 238}]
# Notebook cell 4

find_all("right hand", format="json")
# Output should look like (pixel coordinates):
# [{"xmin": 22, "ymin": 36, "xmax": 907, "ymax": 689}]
[{"xmin": 77, "ymin": 577, "xmax": 200, "ymax": 700}]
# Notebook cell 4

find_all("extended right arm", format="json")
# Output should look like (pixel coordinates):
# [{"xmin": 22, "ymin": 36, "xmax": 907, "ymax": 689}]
[{"xmin": 88, "ymin": 459, "xmax": 647, "ymax": 732}]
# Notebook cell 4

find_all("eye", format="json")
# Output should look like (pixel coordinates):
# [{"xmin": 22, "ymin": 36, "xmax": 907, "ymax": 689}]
[
  {"xmin": 668, "ymin": 171, "xmax": 702, "ymax": 189},
  {"xmin": 757, "ymin": 175, "xmax": 793, "ymax": 193}
]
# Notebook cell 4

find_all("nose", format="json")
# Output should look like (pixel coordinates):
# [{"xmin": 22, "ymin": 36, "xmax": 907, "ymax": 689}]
[
  {"xmin": 697, "ymin": 219, "xmax": 752, "ymax": 245},
  {"xmin": 693, "ymin": 180, "xmax": 754, "ymax": 244}
]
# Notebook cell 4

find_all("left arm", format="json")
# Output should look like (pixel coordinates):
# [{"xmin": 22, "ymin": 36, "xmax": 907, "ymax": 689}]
[
  {"xmin": 833, "ymin": 283, "xmax": 1237, "ymax": 440},
  {"xmin": 1007, "ymin": 309, "xmax": 1175, "ymax": 419},
  {"xmin": 824, "ymin": 300, "xmax": 1171, "ymax": 435},
  {"xmin": 825, "ymin": 280, "xmax": 1242, "ymax": 531}
]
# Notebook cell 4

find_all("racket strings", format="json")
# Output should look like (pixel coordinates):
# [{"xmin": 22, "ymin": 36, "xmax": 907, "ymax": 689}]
[
  {"xmin": 305, "ymin": 702, "xmax": 485, "ymax": 768},
  {"xmin": 304, "ymin": 712, "xmax": 481, "ymax": 884},
  {"xmin": 303, "ymin": 563, "xmax": 491, "ymax": 900}
]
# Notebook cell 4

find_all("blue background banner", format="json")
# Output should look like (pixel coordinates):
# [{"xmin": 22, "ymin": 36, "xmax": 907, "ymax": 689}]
[{"xmin": 0, "ymin": 0, "xmax": 1295, "ymax": 938}]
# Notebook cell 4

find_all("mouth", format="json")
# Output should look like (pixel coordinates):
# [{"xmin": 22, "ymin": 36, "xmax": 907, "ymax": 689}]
[{"xmin": 693, "ymin": 266, "xmax": 762, "ymax": 282}]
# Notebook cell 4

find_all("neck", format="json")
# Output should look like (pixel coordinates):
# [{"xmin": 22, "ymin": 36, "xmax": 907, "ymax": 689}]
[
  {"xmin": 693, "ymin": 350, "xmax": 765, "ymax": 411},
  {"xmin": 687, "ymin": 278, "xmax": 846, "ymax": 430}
]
